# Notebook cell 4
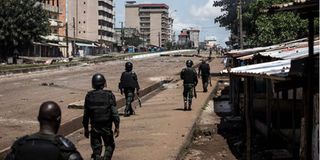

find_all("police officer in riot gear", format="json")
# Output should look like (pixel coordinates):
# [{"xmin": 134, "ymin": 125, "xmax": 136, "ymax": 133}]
[
  {"xmin": 5, "ymin": 101, "xmax": 83, "ymax": 160},
  {"xmin": 119, "ymin": 62, "xmax": 140, "ymax": 117},
  {"xmin": 198, "ymin": 59, "xmax": 211, "ymax": 92},
  {"xmin": 180, "ymin": 60, "xmax": 198, "ymax": 111},
  {"xmin": 83, "ymin": 73, "xmax": 120, "ymax": 160}
]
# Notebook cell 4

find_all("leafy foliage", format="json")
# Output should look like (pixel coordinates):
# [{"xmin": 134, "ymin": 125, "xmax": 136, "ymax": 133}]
[
  {"xmin": 213, "ymin": 0, "xmax": 315, "ymax": 47},
  {"xmin": 124, "ymin": 36, "xmax": 143, "ymax": 47},
  {"xmin": 0, "ymin": 0, "xmax": 49, "ymax": 59}
]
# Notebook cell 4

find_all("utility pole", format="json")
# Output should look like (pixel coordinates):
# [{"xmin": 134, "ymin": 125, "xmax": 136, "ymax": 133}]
[
  {"xmin": 120, "ymin": 22, "xmax": 124, "ymax": 48},
  {"xmin": 72, "ymin": 17, "xmax": 76, "ymax": 56},
  {"xmin": 100, "ymin": 25, "xmax": 103, "ymax": 54},
  {"xmin": 158, "ymin": 32, "xmax": 161, "ymax": 47},
  {"xmin": 65, "ymin": 22, "xmax": 69, "ymax": 57},
  {"xmin": 238, "ymin": 0, "xmax": 244, "ymax": 49}
]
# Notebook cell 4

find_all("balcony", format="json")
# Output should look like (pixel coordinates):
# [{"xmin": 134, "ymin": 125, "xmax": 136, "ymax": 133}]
[
  {"xmin": 140, "ymin": 26, "xmax": 150, "ymax": 29},
  {"xmin": 98, "ymin": 6, "xmax": 113, "ymax": 14},
  {"xmin": 41, "ymin": 3, "xmax": 62, "ymax": 13},
  {"xmin": 140, "ymin": 18, "xmax": 150, "ymax": 22},
  {"xmin": 139, "ymin": 13, "xmax": 150, "ymax": 17},
  {"xmin": 101, "ymin": 36, "xmax": 115, "ymax": 43},
  {"xmin": 99, "ymin": 0, "xmax": 113, "ymax": 4},
  {"xmin": 100, "ymin": 26, "xmax": 114, "ymax": 33},
  {"xmin": 49, "ymin": 19, "xmax": 64, "ymax": 27},
  {"xmin": 139, "ymin": 8, "xmax": 168, "ymax": 13},
  {"xmin": 98, "ymin": 15, "xmax": 114, "ymax": 23}
]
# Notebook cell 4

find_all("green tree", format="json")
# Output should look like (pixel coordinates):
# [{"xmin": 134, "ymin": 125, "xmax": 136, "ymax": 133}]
[
  {"xmin": 213, "ymin": 0, "xmax": 316, "ymax": 48},
  {"xmin": 124, "ymin": 36, "xmax": 143, "ymax": 47},
  {"xmin": 0, "ymin": 0, "xmax": 49, "ymax": 60}
]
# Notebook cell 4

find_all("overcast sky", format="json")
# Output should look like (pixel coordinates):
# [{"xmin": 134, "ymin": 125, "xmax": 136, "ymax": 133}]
[{"xmin": 114, "ymin": 0, "xmax": 230, "ymax": 46}]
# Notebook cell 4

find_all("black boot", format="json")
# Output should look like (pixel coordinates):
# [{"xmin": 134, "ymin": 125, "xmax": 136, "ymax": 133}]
[{"xmin": 188, "ymin": 102, "xmax": 192, "ymax": 111}]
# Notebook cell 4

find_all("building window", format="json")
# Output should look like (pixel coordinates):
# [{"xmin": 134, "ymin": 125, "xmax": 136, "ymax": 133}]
[
  {"xmin": 83, "ymin": 1, "xmax": 86, "ymax": 4},
  {"xmin": 83, "ymin": 21, "xmax": 86, "ymax": 24},
  {"xmin": 83, "ymin": 31, "xmax": 86, "ymax": 33},
  {"xmin": 84, "ymin": 11, "xmax": 86, "ymax": 14}
]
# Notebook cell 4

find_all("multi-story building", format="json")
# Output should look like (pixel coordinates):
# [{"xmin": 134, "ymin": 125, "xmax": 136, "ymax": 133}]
[
  {"xmin": 177, "ymin": 28, "xmax": 200, "ymax": 49},
  {"xmin": 20, "ymin": 0, "xmax": 65, "ymax": 57},
  {"xmin": 189, "ymin": 28, "xmax": 200, "ymax": 48},
  {"xmin": 125, "ymin": 2, "xmax": 172, "ymax": 47},
  {"xmin": 68, "ymin": 0, "xmax": 115, "ymax": 54}
]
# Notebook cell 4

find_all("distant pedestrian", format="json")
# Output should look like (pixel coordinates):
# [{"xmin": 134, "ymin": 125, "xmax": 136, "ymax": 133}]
[
  {"xmin": 119, "ymin": 62, "xmax": 140, "ymax": 117},
  {"xmin": 6, "ymin": 101, "xmax": 83, "ymax": 160},
  {"xmin": 180, "ymin": 60, "xmax": 198, "ymax": 111},
  {"xmin": 209, "ymin": 48, "xmax": 213, "ymax": 59},
  {"xmin": 83, "ymin": 73, "xmax": 120, "ymax": 160},
  {"xmin": 197, "ymin": 48, "xmax": 200, "ymax": 55},
  {"xmin": 198, "ymin": 59, "xmax": 211, "ymax": 92}
]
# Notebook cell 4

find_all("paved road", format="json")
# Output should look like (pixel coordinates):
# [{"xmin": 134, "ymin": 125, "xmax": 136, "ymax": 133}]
[
  {"xmin": 0, "ymin": 52, "xmax": 202, "ymax": 150},
  {"xmin": 67, "ymin": 57, "xmax": 225, "ymax": 160}
]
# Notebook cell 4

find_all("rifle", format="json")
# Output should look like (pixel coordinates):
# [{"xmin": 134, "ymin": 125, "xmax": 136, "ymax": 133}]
[
  {"xmin": 193, "ymin": 86, "xmax": 197, "ymax": 98},
  {"xmin": 136, "ymin": 93, "xmax": 142, "ymax": 107}
]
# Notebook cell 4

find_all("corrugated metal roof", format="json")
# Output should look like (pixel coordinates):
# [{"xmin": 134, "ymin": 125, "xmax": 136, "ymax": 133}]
[
  {"xmin": 222, "ymin": 59, "xmax": 291, "ymax": 80},
  {"xmin": 228, "ymin": 38, "xmax": 309, "ymax": 57},
  {"xmin": 238, "ymin": 44, "xmax": 319, "ymax": 60}
]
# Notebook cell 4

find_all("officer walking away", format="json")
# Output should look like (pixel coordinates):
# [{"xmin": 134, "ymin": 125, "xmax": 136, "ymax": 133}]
[
  {"xmin": 83, "ymin": 73, "xmax": 120, "ymax": 160},
  {"xmin": 198, "ymin": 59, "xmax": 211, "ymax": 92},
  {"xmin": 209, "ymin": 48, "xmax": 213, "ymax": 59},
  {"xmin": 5, "ymin": 101, "xmax": 83, "ymax": 160},
  {"xmin": 197, "ymin": 47, "xmax": 200, "ymax": 55},
  {"xmin": 180, "ymin": 60, "xmax": 198, "ymax": 111},
  {"xmin": 118, "ymin": 62, "xmax": 140, "ymax": 117}
]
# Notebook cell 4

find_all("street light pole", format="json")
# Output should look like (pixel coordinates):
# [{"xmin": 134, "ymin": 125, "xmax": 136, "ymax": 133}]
[{"xmin": 169, "ymin": 10, "xmax": 177, "ymax": 48}]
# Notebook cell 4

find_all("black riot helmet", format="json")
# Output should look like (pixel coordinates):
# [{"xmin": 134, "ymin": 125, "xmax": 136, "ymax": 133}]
[
  {"xmin": 186, "ymin": 60, "xmax": 193, "ymax": 67},
  {"xmin": 92, "ymin": 73, "xmax": 106, "ymax": 89},
  {"xmin": 125, "ymin": 62, "xmax": 133, "ymax": 71}
]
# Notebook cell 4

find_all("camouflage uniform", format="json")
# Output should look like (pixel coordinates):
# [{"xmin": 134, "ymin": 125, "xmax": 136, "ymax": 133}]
[
  {"xmin": 83, "ymin": 89, "xmax": 120, "ymax": 160},
  {"xmin": 180, "ymin": 63, "xmax": 198, "ymax": 110},
  {"xmin": 119, "ymin": 69, "xmax": 140, "ymax": 117}
]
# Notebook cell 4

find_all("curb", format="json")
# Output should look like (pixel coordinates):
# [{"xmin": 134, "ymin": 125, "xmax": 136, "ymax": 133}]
[
  {"xmin": 0, "ymin": 50, "xmax": 195, "ymax": 76},
  {"xmin": 175, "ymin": 79, "xmax": 217, "ymax": 160},
  {"xmin": 0, "ymin": 80, "xmax": 170, "ymax": 159}
]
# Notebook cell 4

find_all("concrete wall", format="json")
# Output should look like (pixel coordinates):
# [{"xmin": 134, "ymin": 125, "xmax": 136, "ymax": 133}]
[
  {"xmin": 150, "ymin": 13, "xmax": 162, "ymax": 46},
  {"xmin": 84, "ymin": 0, "xmax": 98, "ymax": 41},
  {"xmin": 67, "ymin": 0, "xmax": 79, "ymax": 39},
  {"xmin": 125, "ymin": 6, "xmax": 140, "ymax": 29},
  {"xmin": 58, "ymin": 0, "xmax": 66, "ymax": 37},
  {"xmin": 68, "ymin": 0, "xmax": 108, "ymax": 42},
  {"xmin": 190, "ymin": 31, "xmax": 199, "ymax": 48}
]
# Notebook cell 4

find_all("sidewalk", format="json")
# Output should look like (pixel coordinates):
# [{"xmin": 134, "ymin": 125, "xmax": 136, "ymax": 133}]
[{"xmin": 68, "ymin": 60, "xmax": 219, "ymax": 160}]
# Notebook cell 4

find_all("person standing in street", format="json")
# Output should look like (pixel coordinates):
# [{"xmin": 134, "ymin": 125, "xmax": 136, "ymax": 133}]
[
  {"xmin": 83, "ymin": 73, "xmax": 120, "ymax": 160},
  {"xmin": 5, "ymin": 101, "xmax": 83, "ymax": 160},
  {"xmin": 180, "ymin": 60, "xmax": 198, "ymax": 111},
  {"xmin": 119, "ymin": 62, "xmax": 140, "ymax": 117},
  {"xmin": 198, "ymin": 59, "xmax": 211, "ymax": 92},
  {"xmin": 209, "ymin": 48, "xmax": 213, "ymax": 59}
]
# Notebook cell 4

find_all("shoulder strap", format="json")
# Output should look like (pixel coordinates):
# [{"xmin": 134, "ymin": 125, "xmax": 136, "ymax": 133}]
[{"xmin": 55, "ymin": 135, "xmax": 77, "ymax": 151}]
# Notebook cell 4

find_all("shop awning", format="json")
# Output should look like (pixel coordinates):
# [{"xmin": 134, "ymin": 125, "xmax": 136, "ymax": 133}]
[{"xmin": 75, "ymin": 43, "xmax": 97, "ymax": 47}]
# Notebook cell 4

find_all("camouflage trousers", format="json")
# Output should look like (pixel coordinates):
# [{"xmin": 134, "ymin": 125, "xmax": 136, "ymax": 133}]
[
  {"xmin": 183, "ymin": 84, "xmax": 194, "ymax": 108},
  {"xmin": 124, "ymin": 88, "xmax": 135, "ymax": 116},
  {"xmin": 90, "ymin": 128, "xmax": 115, "ymax": 160}
]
